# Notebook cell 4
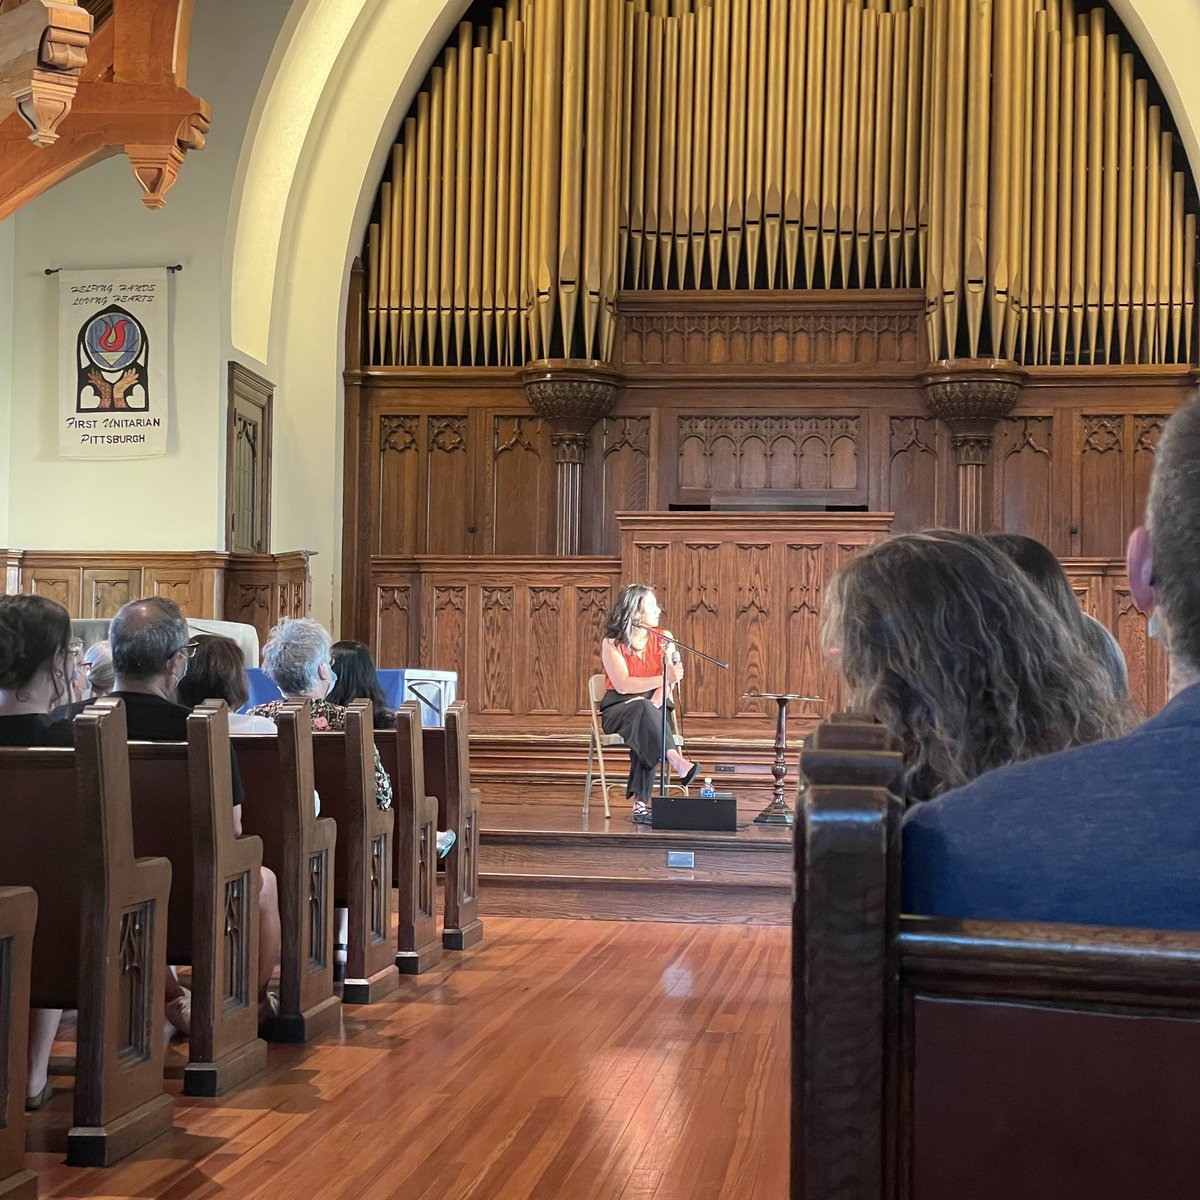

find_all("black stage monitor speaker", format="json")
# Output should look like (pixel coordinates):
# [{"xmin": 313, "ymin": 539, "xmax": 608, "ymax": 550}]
[{"xmin": 651, "ymin": 792, "xmax": 738, "ymax": 831}]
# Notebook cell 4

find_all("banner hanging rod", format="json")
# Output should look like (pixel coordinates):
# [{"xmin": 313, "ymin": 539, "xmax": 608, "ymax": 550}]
[{"xmin": 44, "ymin": 264, "xmax": 183, "ymax": 275}]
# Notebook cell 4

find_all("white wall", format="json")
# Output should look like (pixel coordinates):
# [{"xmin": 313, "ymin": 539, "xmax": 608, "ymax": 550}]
[{"xmin": 1, "ymin": 0, "xmax": 291, "ymax": 553}]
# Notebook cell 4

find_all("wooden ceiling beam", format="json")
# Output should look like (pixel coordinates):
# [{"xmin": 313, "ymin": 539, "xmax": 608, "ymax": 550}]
[{"xmin": 0, "ymin": 0, "xmax": 207, "ymax": 218}]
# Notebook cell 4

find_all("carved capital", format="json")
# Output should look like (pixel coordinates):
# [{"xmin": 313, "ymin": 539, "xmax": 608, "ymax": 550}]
[
  {"xmin": 520, "ymin": 359, "xmax": 621, "ymax": 446},
  {"xmin": 921, "ymin": 359, "xmax": 1026, "ymax": 465}
]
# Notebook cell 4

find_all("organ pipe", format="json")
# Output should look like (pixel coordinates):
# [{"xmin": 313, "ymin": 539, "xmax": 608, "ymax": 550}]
[{"xmin": 362, "ymin": 0, "xmax": 1198, "ymax": 369}]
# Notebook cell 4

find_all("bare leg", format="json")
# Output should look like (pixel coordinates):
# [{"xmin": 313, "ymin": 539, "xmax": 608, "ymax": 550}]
[
  {"xmin": 27, "ymin": 1008, "xmax": 62, "ymax": 1102},
  {"xmin": 334, "ymin": 907, "xmax": 348, "ymax": 963},
  {"xmin": 666, "ymin": 747, "xmax": 694, "ymax": 777},
  {"xmin": 257, "ymin": 866, "xmax": 281, "ymax": 1002}
]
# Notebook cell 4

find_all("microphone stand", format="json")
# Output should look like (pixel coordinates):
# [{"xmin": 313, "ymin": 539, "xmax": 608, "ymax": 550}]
[{"xmin": 632, "ymin": 622, "xmax": 728, "ymax": 797}]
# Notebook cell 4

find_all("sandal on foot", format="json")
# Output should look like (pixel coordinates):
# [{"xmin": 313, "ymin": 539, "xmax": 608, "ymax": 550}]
[
  {"xmin": 680, "ymin": 763, "xmax": 700, "ymax": 787},
  {"xmin": 630, "ymin": 804, "xmax": 653, "ymax": 825},
  {"xmin": 25, "ymin": 1080, "xmax": 53, "ymax": 1112}
]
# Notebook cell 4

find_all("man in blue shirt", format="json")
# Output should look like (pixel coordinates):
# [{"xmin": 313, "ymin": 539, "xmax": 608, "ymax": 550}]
[{"xmin": 902, "ymin": 397, "xmax": 1200, "ymax": 931}]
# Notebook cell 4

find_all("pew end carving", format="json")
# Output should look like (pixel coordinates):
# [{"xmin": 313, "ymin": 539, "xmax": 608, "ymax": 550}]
[
  {"xmin": 121, "ymin": 699, "xmax": 267, "ymax": 1096},
  {"xmin": 0, "ymin": 701, "xmax": 173, "ymax": 1166},
  {"xmin": 234, "ymin": 701, "xmax": 340, "ymax": 1043},
  {"xmin": 375, "ymin": 703, "xmax": 442, "ymax": 975},
  {"xmin": 0, "ymin": 886, "xmax": 38, "ymax": 1200},
  {"xmin": 312, "ymin": 700, "xmax": 400, "ymax": 1005}
]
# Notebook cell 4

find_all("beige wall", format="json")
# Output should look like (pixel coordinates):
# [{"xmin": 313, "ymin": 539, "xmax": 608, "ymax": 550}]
[{"xmin": 0, "ymin": 217, "xmax": 13, "ymax": 542}]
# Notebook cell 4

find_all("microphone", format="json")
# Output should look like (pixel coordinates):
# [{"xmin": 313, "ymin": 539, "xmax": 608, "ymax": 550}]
[{"xmin": 632, "ymin": 621, "xmax": 682, "ymax": 664}]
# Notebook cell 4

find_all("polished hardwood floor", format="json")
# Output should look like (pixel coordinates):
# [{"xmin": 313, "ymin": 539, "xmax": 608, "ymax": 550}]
[{"xmin": 31, "ymin": 918, "xmax": 789, "ymax": 1199}]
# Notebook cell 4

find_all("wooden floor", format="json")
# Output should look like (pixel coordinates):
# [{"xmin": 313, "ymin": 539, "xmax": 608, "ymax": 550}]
[{"xmin": 30, "ymin": 917, "xmax": 790, "ymax": 1200}]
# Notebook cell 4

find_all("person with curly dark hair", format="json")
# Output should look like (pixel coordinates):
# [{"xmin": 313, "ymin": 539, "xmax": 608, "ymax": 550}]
[{"xmin": 327, "ymin": 639, "xmax": 395, "ymax": 729}]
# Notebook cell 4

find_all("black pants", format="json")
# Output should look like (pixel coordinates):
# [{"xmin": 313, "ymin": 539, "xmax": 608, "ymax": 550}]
[{"xmin": 599, "ymin": 690, "xmax": 673, "ymax": 805}]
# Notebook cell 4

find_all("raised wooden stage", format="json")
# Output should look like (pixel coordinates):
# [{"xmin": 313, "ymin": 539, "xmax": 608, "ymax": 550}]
[{"xmin": 477, "ymin": 792, "xmax": 793, "ymax": 926}]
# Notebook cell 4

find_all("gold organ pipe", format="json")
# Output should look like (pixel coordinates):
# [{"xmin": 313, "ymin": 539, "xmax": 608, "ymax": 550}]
[
  {"xmin": 644, "ymin": 14, "xmax": 663, "ymax": 286},
  {"xmin": 708, "ymin": 0, "xmax": 731, "ymax": 284},
  {"xmin": 821, "ymin": 0, "xmax": 844, "ymax": 286},
  {"xmin": 1157, "ymin": 132, "xmax": 1172, "ymax": 361},
  {"xmin": 582, "ymin": 0, "xmax": 606, "ymax": 358},
  {"xmin": 763, "ymin": 0, "xmax": 787, "ymax": 285},
  {"xmin": 522, "ymin": 3, "xmax": 542, "ymax": 359},
  {"xmin": 1144, "ymin": 104, "xmax": 1160, "ymax": 364},
  {"xmin": 465, "ymin": 49, "xmax": 485, "ymax": 363},
  {"xmin": 925, "ymin": 0, "xmax": 948, "ymax": 358},
  {"xmin": 783, "ymin": 0, "xmax": 807, "ymax": 285},
  {"xmin": 1004, "ymin": 0, "xmax": 1029, "ymax": 360},
  {"xmin": 413, "ymin": 91, "xmax": 430, "ymax": 364},
  {"xmin": 1184, "ymin": 212, "xmax": 1196, "ymax": 363},
  {"xmin": 558, "ymin": 0, "xmax": 583, "ymax": 355},
  {"xmin": 401, "ymin": 121, "xmax": 416, "ymax": 365},
  {"xmin": 1040, "ymin": 25, "xmax": 1060, "ymax": 363},
  {"xmin": 536, "ymin": 0, "xmax": 563, "ymax": 356},
  {"xmin": 1116, "ymin": 51, "xmax": 1133, "ymax": 363},
  {"xmin": 744, "ymin": 0, "xmax": 768, "ymax": 287},
  {"xmin": 871, "ymin": 12, "xmax": 893, "ymax": 288},
  {"xmin": 1172, "ymin": 169, "xmax": 1184, "ymax": 361},
  {"xmin": 495, "ymin": 41, "xmax": 513, "ymax": 363},
  {"xmin": 505, "ymin": 0, "xmax": 518, "ymax": 40},
  {"xmin": 600, "ymin": 0, "xmax": 623, "ymax": 356},
  {"xmin": 1083, "ymin": 9, "xmax": 1103, "ymax": 360},
  {"xmin": 378, "ymin": 181, "xmax": 391, "ymax": 365},
  {"xmin": 507, "ymin": 23, "xmax": 525, "ymax": 364},
  {"xmin": 802, "ymin": 0, "xmax": 826, "ymax": 284},
  {"xmin": 964, "ymin": 0, "xmax": 991, "ymax": 359},
  {"xmin": 692, "ymin": 3, "xmax": 713, "ymax": 285},
  {"xmin": 726, "ymin": 0, "xmax": 749, "ymax": 286},
  {"xmin": 1069, "ymin": 18, "xmax": 1086, "ymax": 361},
  {"xmin": 617, "ymin": 2, "xmax": 635, "ymax": 287},
  {"xmin": 855, "ymin": 9, "xmax": 877, "ymax": 289},
  {"xmin": 989, "ymin": 0, "xmax": 1012, "ymax": 359},
  {"xmin": 838, "ymin": 0, "xmax": 861, "ymax": 287},
  {"xmin": 675, "ymin": 11, "xmax": 695, "ymax": 286},
  {"xmin": 439, "ymin": 52, "xmax": 457, "ymax": 363},
  {"xmin": 455, "ymin": 23, "xmax": 473, "ymax": 363},
  {"xmin": 887, "ymin": 10, "xmax": 908, "ymax": 287},
  {"xmin": 917, "ymin": 0, "xmax": 933, "ymax": 289},
  {"xmin": 903, "ymin": 3, "xmax": 922, "ymax": 284},
  {"xmin": 1028, "ymin": 10, "xmax": 1046, "ymax": 361},
  {"xmin": 628, "ymin": 10, "xmax": 648, "ymax": 288},
  {"xmin": 367, "ymin": 220, "xmax": 379, "ymax": 364},
  {"xmin": 1100, "ymin": 32, "xmax": 1118, "ymax": 361},
  {"xmin": 389, "ymin": 144, "xmax": 403, "ymax": 362},
  {"xmin": 940, "ymin": 0, "xmax": 966, "ymax": 355},
  {"xmin": 426, "ymin": 67, "xmax": 444, "ymax": 365},
  {"xmin": 659, "ymin": 16, "xmax": 679, "ymax": 286},
  {"xmin": 490, "ymin": 5, "xmax": 504, "ymax": 52},
  {"xmin": 1054, "ymin": 8, "xmax": 1073, "ymax": 364},
  {"xmin": 1130, "ymin": 80, "xmax": 1147, "ymax": 363}
]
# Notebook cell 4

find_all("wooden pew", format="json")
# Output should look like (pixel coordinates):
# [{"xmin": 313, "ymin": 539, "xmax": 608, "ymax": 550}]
[
  {"xmin": 234, "ymin": 701, "xmax": 340, "ymax": 1043},
  {"xmin": 0, "ymin": 702, "xmax": 173, "ymax": 1167},
  {"xmin": 794, "ymin": 715, "xmax": 1200, "ymax": 1200},
  {"xmin": 312, "ymin": 700, "xmax": 399, "ymax": 1004},
  {"xmin": 0, "ymin": 886, "xmax": 38, "ymax": 1200},
  {"xmin": 374, "ymin": 703, "xmax": 442, "ymax": 974},
  {"xmin": 121, "ymin": 699, "xmax": 267, "ymax": 1095}
]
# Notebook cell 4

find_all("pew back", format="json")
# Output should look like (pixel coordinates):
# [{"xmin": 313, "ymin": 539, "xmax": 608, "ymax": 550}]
[
  {"xmin": 0, "ymin": 886, "xmax": 37, "ymax": 1200},
  {"xmin": 793, "ymin": 716, "xmax": 1200, "ymax": 1200}
]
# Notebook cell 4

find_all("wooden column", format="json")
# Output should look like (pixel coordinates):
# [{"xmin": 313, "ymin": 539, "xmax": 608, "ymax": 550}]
[
  {"xmin": 520, "ymin": 359, "xmax": 619, "ymax": 555},
  {"xmin": 921, "ymin": 360, "xmax": 1025, "ymax": 532}
]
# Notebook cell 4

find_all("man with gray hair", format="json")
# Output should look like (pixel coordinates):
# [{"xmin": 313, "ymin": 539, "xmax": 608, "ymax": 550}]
[{"xmin": 901, "ymin": 396, "xmax": 1200, "ymax": 931}]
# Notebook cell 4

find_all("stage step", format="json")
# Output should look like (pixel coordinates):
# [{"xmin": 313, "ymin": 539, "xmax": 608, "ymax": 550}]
[{"xmin": 478, "ymin": 806, "xmax": 792, "ymax": 925}]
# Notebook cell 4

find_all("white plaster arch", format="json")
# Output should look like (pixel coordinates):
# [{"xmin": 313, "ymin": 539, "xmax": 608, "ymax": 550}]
[{"xmin": 225, "ymin": 0, "xmax": 1200, "ymax": 628}]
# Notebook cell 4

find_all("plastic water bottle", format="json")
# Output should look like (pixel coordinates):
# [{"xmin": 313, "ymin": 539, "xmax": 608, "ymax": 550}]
[{"xmin": 700, "ymin": 777, "xmax": 716, "ymax": 798}]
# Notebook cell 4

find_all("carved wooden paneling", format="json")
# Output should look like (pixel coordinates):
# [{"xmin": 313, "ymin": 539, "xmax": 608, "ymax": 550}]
[
  {"xmin": 490, "ymin": 416, "xmax": 550, "ymax": 555},
  {"xmin": 587, "ymin": 415, "xmax": 651, "ymax": 555},
  {"xmin": 427, "ymin": 585, "xmax": 467, "ymax": 680},
  {"xmin": 679, "ymin": 543, "xmax": 723, "ymax": 719},
  {"xmin": 1133, "ymin": 416, "xmax": 1167, "ymax": 528},
  {"xmin": 1114, "ymin": 587, "xmax": 1169, "ymax": 719},
  {"xmin": 887, "ymin": 417, "xmax": 941, "ymax": 533},
  {"xmin": 733, "ymin": 544, "xmax": 773, "ymax": 716},
  {"xmin": 575, "ymin": 586, "xmax": 612, "ymax": 715},
  {"xmin": 426, "ymin": 416, "xmax": 471, "ymax": 555},
  {"xmin": 617, "ymin": 294, "xmax": 925, "ymax": 371},
  {"xmin": 80, "ymin": 569, "xmax": 138, "ymax": 618},
  {"xmin": 996, "ymin": 417, "xmax": 1054, "ymax": 544},
  {"xmin": 479, "ymin": 587, "xmax": 516, "ymax": 714},
  {"xmin": 378, "ymin": 415, "xmax": 420, "ymax": 555},
  {"xmin": 784, "ymin": 543, "xmax": 828, "ymax": 722},
  {"xmin": 528, "ymin": 587, "xmax": 562, "ymax": 715},
  {"xmin": 222, "ymin": 552, "xmax": 313, "ymax": 652},
  {"xmin": 678, "ymin": 415, "xmax": 861, "ymax": 493},
  {"xmin": 1078, "ymin": 415, "xmax": 1126, "ymax": 557},
  {"xmin": 29, "ymin": 571, "xmax": 79, "ymax": 613},
  {"xmin": 375, "ymin": 584, "xmax": 412, "ymax": 668}
]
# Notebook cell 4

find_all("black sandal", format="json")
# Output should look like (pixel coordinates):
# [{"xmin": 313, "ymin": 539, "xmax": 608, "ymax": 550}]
[
  {"xmin": 630, "ymin": 803, "xmax": 653, "ymax": 825},
  {"xmin": 680, "ymin": 763, "xmax": 700, "ymax": 787}
]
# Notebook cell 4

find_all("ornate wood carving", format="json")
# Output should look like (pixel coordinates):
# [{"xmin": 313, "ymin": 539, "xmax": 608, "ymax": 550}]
[
  {"xmin": 0, "ymin": 1, "xmax": 209, "ymax": 219},
  {"xmin": 996, "ymin": 416, "xmax": 1054, "ymax": 544},
  {"xmin": 226, "ymin": 363, "xmax": 273, "ymax": 555}
]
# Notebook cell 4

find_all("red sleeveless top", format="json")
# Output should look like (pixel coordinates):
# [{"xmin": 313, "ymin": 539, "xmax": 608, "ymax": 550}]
[{"xmin": 604, "ymin": 634, "xmax": 666, "ymax": 692}]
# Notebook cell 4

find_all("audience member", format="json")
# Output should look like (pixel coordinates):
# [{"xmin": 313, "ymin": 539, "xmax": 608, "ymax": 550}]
[
  {"xmin": 987, "ymin": 532, "xmax": 1130, "ymax": 702},
  {"xmin": 176, "ymin": 634, "xmax": 277, "ymax": 733},
  {"xmin": 0, "ymin": 593, "xmax": 73, "ymax": 1108},
  {"xmin": 328, "ymin": 639, "xmax": 396, "ymax": 729},
  {"xmin": 902, "ymin": 405, "xmax": 1200, "ymax": 930},
  {"xmin": 821, "ymin": 529, "xmax": 1131, "ymax": 804},
  {"xmin": 80, "ymin": 639, "xmax": 115, "ymax": 699}
]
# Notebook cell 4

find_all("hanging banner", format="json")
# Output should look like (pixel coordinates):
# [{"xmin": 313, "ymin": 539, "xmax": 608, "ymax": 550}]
[{"xmin": 58, "ymin": 268, "xmax": 169, "ymax": 459}]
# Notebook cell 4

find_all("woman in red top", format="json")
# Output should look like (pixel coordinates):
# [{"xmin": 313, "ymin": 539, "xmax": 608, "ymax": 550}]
[{"xmin": 599, "ymin": 583, "xmax": 699, "ymax": 822}]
